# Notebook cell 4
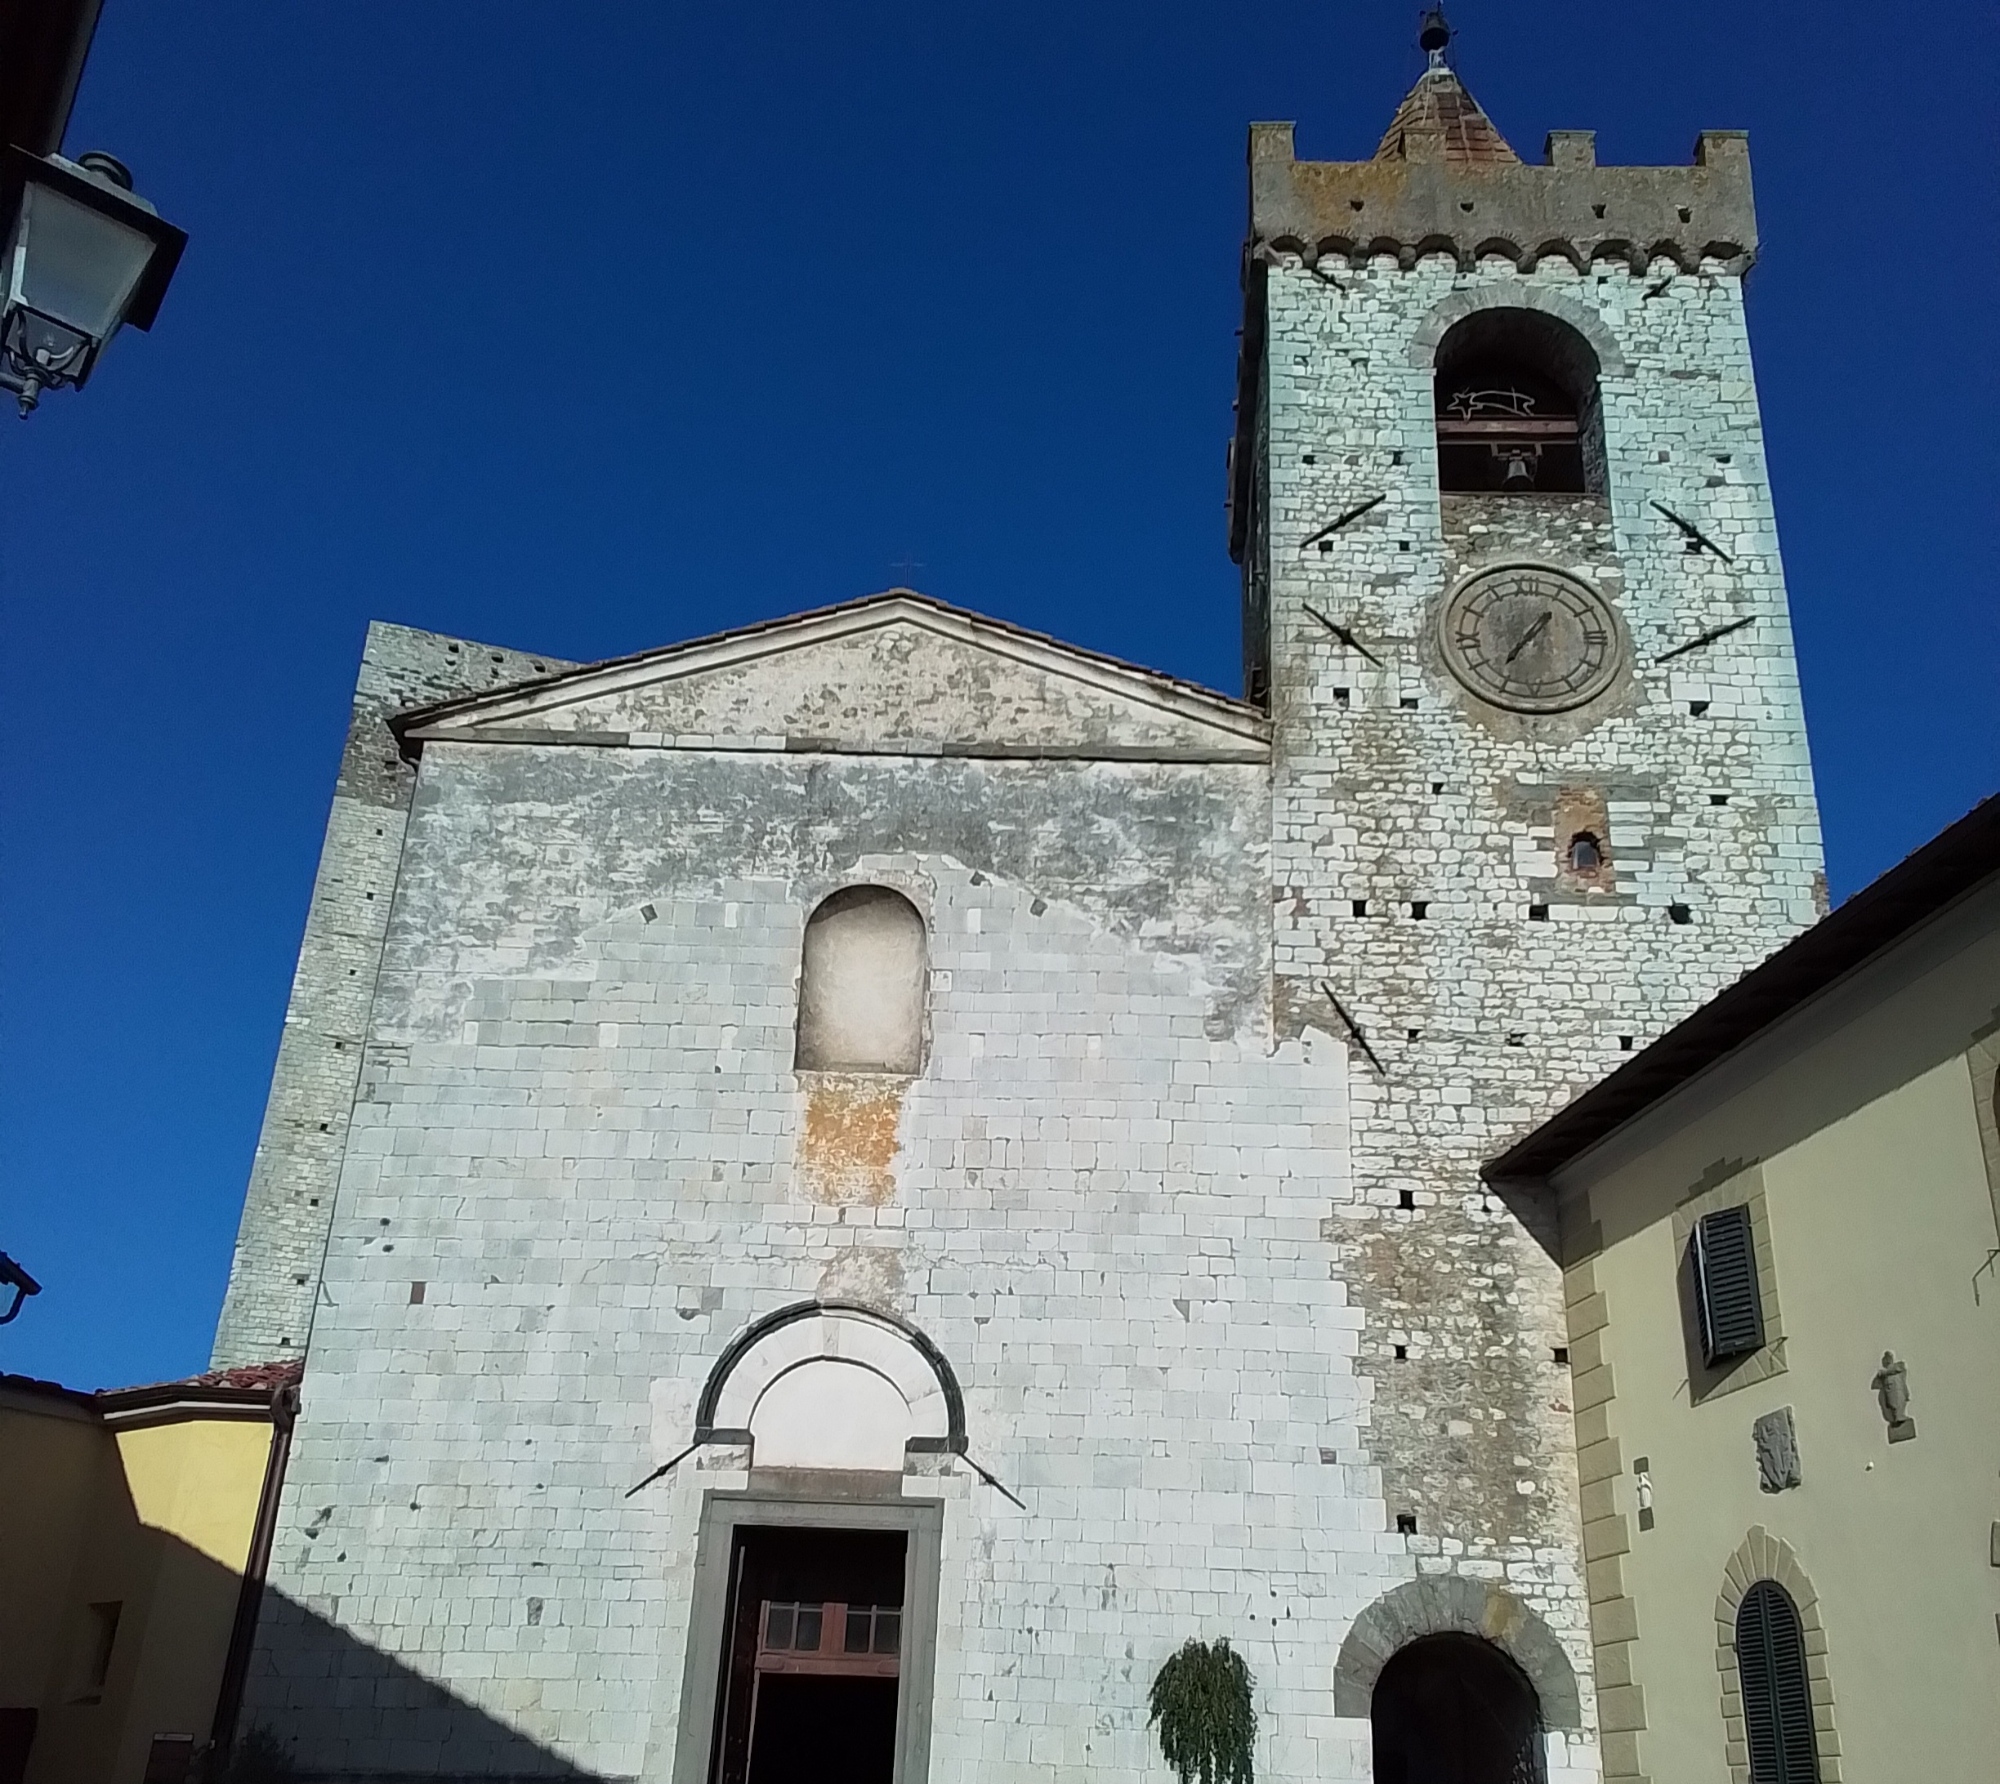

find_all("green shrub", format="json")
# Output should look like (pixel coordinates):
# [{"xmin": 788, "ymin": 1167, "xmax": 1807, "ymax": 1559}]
[{"xmin": 1148, "ymin": 1637, "xmax": 1256, "ymax": 1784}]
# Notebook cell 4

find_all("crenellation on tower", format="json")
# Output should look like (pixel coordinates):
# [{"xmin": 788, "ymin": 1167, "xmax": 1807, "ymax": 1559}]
[{"xmin": 1242, "ymin": 115, "xmax": 1757, "ymax": 279}]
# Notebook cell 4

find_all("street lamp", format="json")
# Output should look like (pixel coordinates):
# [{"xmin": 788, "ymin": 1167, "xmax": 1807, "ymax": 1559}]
[
  {"xmin": 0, "ymin": 144, "xmax": 185, "ymax": 415},
  {"xmin": 0, "ymin": 1250, "xmax": 42, "ymax": 1323}
]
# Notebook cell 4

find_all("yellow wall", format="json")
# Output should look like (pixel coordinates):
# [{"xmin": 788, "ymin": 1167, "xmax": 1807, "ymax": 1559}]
[
  {"xmin": 1557, "ymin": 881, "xmax": 2000, "ymax": 1782},
  {"xmin": 0, "ymin": 1392, "xmax": 274, "ymax": 1784},
  {"xmin": 0, "ymin": 1392, "xmax": 102, "ymax": 1713}
]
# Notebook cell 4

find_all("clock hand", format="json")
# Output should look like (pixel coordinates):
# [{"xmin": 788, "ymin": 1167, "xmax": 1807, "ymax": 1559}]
[
  {"xmin": 1319, "ymin": 981, "xmax": 1386, "ymax": 1078},
  {"xmin": 1656, "ymin": 614, "xmax": 1755, "ymax": 664},
  {"xmin": 1650, "ymin": 500, "xmax": 1735, "ymax": 564},
  {"xmin": 1298, "ymin": 494, "xmax": 1386, "ymax": 552},
  {"xmin": 1302, "ymin": 602, "xmax": 1384, "ymax": 666},
  {"xmin": 1505, "ymin": 610, "xmax": 1552, "ymax": 664}
]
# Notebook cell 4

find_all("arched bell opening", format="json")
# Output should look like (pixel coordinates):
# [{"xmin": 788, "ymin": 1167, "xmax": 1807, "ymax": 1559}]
[
  {"xmin": 1434, "ymin": 307, "xmax": 1606, "ymax": 496},
  {"xmin": 1370, "ymin": 1632, "xmax": 1546, "ymax": 1784}
]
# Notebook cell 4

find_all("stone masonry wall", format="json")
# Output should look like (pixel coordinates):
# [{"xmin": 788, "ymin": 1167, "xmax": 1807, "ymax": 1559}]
[
  {"xmin": 211, "ymin": 624, "xmax": 571, "ymax": 1368},
  {"xmin": 241, "ymin": 740, "xmax": 1439, "ymax": 1783},
  {"xmin": 1253, "ymin": 252, "xmax": 1823, "ymax": 1774}
]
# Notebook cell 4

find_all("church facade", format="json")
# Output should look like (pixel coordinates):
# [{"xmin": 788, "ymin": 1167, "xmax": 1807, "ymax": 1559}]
[{"xmin": 218, "ymin": 38, "xmax": 1821, "ymax": 1784}]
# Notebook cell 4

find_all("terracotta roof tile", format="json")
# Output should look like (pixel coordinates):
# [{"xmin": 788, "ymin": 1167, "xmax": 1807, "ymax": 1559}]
[
  {"xmin": 2, "ymin": 1356, "xmax": 301, "ymax": 1413},
  {"xmin": 166, "ymin": 1358, "xmax": 304, "ymax": 1393},
  {"xmin": 1375, "ymin": 67, "xmax": 1519, "ymax": 164}
]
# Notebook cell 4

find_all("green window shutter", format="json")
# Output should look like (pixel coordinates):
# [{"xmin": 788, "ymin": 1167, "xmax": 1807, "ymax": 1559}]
[
  {"xmin": 1692, "ymin": 1204, "xmax": 1764, "ymax": 1365},
  {"xmin": 1736, "ymin": 1580, "xmax": 1819, "ymax": 1784}
]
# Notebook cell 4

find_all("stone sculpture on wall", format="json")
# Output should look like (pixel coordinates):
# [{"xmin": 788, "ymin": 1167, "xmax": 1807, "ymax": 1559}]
[
  {"xmin": 1753, "ymin": 1406, "xmax": 1801, "ymax": 1492},
  {"xmin": 1871, "ymin": 1351, "xmax": 1917, "ymax": 1442}
]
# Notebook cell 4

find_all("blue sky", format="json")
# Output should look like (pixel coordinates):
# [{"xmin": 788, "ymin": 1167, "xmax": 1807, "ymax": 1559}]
[{"xmin": 4, "ymin": 2, "xmax": 1994, "ymax": 1389}]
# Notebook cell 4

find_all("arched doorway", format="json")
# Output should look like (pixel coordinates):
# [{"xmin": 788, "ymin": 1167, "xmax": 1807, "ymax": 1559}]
[{"xmin": 1371, "ymin": 1633, "xmax": 1545, "ymax": 1784}]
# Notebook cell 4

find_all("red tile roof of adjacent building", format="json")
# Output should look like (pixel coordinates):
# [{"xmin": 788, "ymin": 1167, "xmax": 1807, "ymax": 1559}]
[
  {"xmin": 1374, "ymin": 67, "xmax": 1519, "ymax": 164},
  {"xmin": 173, "ymin": 1358, "xmax": 303, "ymax": 1393},
  {"xmin": 0, "ymin": 1356, "xmax": 301, "ymax": 1411}
]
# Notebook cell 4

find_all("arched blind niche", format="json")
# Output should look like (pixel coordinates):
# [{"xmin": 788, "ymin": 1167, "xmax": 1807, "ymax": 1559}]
[
  {"xmin": 1736, "ymin": 1580, "xmax": 1820, "ymax": 1784},
  {"xmin": 795, "ymin": 886, "xmax": 928, "ymax": 1075},
  {"xmin": 1434, "ymin": 307, "xmax": 1607, "ymax": 495}
]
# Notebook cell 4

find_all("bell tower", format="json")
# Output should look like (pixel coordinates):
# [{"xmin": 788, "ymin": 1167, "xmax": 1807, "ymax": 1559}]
[{"xmin": 1228, "ymin": 14, "xmax": 1823, "ymax": 1772}]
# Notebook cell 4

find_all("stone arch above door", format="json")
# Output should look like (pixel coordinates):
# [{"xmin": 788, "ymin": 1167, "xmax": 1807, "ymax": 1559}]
[
  {"xmin": 1333, "ymin": 1574, "xmax": 1583, "ymax": 1729},
  {"xmin": 697, "ymin": 1300, "xmax": 966, "ymax": 1471}
]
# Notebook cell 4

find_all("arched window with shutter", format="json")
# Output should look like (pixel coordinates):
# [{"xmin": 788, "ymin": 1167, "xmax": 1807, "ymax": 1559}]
[{"xmin": 1735, "ymin": 1580, "xmax": 1819, "ymax": 1784}]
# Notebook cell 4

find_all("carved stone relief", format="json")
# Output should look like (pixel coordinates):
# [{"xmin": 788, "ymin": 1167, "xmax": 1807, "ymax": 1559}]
[{"xmin": 1752, "ymin": 1406, "xmax": 1800, "ymax": 1492}]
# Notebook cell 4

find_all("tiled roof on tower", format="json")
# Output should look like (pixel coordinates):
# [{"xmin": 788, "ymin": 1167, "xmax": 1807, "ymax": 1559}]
[
  {"xmin": 1374, "ymin": 9, "xmax": 1518, "ymax": 163},
  {"xmin": 1374, "ymin": 65, "xmax": 1518, "ymax": 164}
]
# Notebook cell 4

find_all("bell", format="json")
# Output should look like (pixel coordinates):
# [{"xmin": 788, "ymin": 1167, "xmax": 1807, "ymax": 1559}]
[
  {"xmin": 1501, "ymin": 450, "xmax": 1536, "ymax": 489},
  {"xmin": 1419, "ymin": 11, "xmax": 1453, "ymax": 56}
]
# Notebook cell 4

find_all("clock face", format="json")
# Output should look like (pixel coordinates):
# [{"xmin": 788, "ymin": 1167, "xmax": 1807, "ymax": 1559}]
[{"xmin": 1439, "ymin": 564, "xmax": 1622, "ymax": 713}]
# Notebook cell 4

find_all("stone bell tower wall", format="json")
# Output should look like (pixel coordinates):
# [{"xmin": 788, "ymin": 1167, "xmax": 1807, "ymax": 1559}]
[
  {"xmin": 211, "ymin": 623, "xmax": 572, "ymax": 1369},
  {"xmin": 1232, "ymin": 121, "xmax": 1823, "ymax": 1773}
]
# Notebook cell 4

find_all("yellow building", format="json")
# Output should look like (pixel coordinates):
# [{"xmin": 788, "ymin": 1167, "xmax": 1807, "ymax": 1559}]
[
  {"xmin": 0, "ymin": 1362, "xmax": 296, "ymax": 1784},
  {"xmin": 1491, "ymin": 793, "xmax": 2000, "ymax": 1783}
]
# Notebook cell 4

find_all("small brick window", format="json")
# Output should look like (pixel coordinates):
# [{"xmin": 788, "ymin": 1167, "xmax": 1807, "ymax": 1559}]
[{"xmin": 1567, "ymin": 832, "xmax": 1602, "ymax": 872}]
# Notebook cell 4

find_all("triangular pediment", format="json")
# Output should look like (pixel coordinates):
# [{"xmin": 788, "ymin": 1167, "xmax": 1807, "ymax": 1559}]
[{"xmin": 394, "ymin": 593, "xmax": 1268, "ymax": 763}]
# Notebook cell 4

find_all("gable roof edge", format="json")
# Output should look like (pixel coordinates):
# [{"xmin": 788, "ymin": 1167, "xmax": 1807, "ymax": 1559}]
[{"xmin": 390, "ymin": 590, "xmax": 1267, "ymax": 748}]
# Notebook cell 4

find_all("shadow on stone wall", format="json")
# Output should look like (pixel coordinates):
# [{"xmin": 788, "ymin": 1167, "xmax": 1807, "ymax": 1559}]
[
  {"xmin": 8, "ymin": 1509, "xmax": 619, "ymax": 1784},
  {"xmin": 241, "ymin": 1582, "xmax": 619, "ymax": 1782},
  {"xmin": 1482, "ymin": 1176, "xmax": 1565, "ymax": 1267}
]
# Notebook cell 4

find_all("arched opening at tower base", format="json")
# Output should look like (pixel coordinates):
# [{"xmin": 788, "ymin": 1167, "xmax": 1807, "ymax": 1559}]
[{"xmin": 1370, "ymin": 1633, "xmax": 1547, "ymax": 1784}]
